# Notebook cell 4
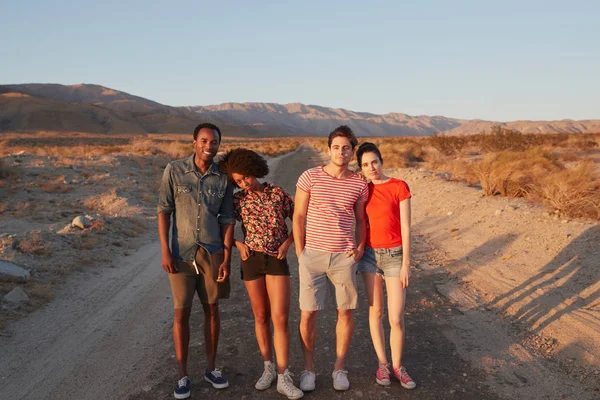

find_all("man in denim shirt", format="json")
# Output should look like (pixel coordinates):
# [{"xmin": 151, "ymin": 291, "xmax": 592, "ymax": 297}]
[{"xmin": 158, "ymin": 122, "xmax": 235, "ymax": 399}]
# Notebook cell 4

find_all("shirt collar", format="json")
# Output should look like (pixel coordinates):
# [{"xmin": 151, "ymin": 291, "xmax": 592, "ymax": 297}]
[{"xmin": 183, "ymin": 153, "xmax": 223, "ymax": 176}]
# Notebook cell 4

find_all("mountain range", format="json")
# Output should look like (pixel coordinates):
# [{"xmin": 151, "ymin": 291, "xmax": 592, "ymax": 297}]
[{"xmin": 1, "ymin": 83, "xmax": 599, "ymax": 136}]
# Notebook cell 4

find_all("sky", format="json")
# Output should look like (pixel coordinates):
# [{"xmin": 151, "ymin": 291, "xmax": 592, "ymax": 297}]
[{"xmin": 1, "ymin": 0, "xmax": 599, "ymax": 121}]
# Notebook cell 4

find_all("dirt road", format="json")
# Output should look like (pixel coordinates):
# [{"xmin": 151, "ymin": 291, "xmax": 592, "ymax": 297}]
[{"xmin": 1, "ymin": 145, "xmax": 597, "ymax": 399}]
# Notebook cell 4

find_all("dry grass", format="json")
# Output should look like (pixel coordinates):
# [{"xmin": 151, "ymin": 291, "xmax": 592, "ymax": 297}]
[
  {"xmin": 38, "ymin": 175, "xmax": 72, "ymax": 193},
  {"xmin": 472, "ymin": 149, "xmax": 562, "ymax": 197},
  {"xmin": 13, "ymin": 233, "xmax": 52, "ymax": 256},
  {"xmin": 529, "ymin": 162, "xmax": 600, "ymax": 220},
  {"xmin": 0, "ymin": 132, "xmax": 302, "ymax": 159},
  {"xmin": 306, "ymin": 136, "xmax": 429, "ymax": 169},
  {"xmin": 72, "ymin": 234, "xmax": 99, "ymax": 250}
]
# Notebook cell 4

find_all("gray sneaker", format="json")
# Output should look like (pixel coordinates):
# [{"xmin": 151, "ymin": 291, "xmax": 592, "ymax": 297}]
[
  {"xmin": 332, "ymin": 369, "xmax": 349, "ymax": 391},
  {"xmin": 255, "ymin": 361, "xmax": 277, "ymax": 390},
  {"xmin": 299, "ymin": 370, "xmax": 316, "ymax": 392},
  {"xmin": 277, "ymin": 369, "xmax": 304, "ymax": 399}
]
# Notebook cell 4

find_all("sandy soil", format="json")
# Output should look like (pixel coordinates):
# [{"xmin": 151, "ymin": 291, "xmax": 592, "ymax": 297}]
[{"xmin": 1, "ymin": 145, "xmax": 599, "ymax": 399}]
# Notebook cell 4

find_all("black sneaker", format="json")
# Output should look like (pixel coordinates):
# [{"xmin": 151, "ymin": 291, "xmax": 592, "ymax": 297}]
[
  {"xmin": 174, "ymin": 376, "xmax": 191, "ymax": 399},
  {"xmin": 205, "ymin": 369, "xmax": 229, "ymax": 389}
]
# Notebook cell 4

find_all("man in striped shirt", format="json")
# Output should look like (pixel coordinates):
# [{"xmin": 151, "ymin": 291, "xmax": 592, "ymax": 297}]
[{"xmin": 293, "ymin": 125, "xmax": 368, "ymax": 392}]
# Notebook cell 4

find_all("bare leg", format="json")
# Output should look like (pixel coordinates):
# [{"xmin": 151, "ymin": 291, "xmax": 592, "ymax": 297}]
[
  {"xmin": 362, "ymin": 272, "xmax": 388, "ymax": 365},
  {"xmin": 173, "ymin": 307, "xmax": 192, "ymax": 378},
  {"xmin": 385, "ymin": 277, "xmax": 407, "ymax": 369},
  {"xmin": 266, "ymin": 275, "xmax": 291, "ymax": 374},
  {"xmin": 299, "ymin": 310, "xmax": 318, "ymax": 371},
  {"xmin": 202, "ymin": 303, "xmax": 220, "ymax": 372},
  {"xmin": 333, "ymin": 309, "xmax": 354, "ymax": 371},
  {"xmin": 245, "ymin": 277, "xmax": 273, "ymax": 362}
]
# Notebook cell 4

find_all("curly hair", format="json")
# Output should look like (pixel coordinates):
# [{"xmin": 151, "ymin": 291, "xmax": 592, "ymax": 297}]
[{"xmin": 218, "ymin": 148, "xmax": 269, "ymax": 183}]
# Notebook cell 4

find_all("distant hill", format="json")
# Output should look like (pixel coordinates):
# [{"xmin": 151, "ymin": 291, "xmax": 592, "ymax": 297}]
[
  {"xmin": 0, "ymin": 84, "xmax": 259, "ymax": 136},
  {"xmin": 188, "ymin": 103, "xmax": 463, "ymax": 136},
  {"xmin": 1, "ymin": 83, "xmax": 599, "ymax": 136}
]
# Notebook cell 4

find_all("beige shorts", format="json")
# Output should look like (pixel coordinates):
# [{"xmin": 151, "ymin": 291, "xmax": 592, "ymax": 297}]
[
  {"xmin": 168, "ymin": 246, "xmax": 230, "ymax": 308},
  {"xmin": 298, "ymin": 247, "xmax": 358, "ymax": 311}
]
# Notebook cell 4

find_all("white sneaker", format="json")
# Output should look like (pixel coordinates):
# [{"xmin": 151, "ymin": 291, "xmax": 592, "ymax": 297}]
[
  {"xmin": 255, "ymin": 361, "xmax": 277, "ymax": 390},
  {"xmin": 332, "ymin": 369, "xmax": 349, "ymax": 391},
  {"xmin": 277, "ymin": 369, "xmax": 304, "ymax": 399},
  {"xmin": 299, "ymin": 370, "xmax": 316, "ymax": 392}
]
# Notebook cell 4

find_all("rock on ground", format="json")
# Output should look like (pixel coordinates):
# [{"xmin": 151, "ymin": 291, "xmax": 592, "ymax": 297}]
[{"xmin": 0, "ymin": 261, "xmax": 30, "ymax": 279}]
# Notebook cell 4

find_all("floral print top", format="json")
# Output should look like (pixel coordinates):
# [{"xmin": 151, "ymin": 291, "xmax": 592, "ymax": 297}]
[{"xmin": 233, "ymin": 183, "xmax": 294, "ymax": 256}]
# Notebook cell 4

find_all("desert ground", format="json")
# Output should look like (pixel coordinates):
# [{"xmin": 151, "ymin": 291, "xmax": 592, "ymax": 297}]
[{"xmin": 1, "ymin": 133, "xmax": 599, "ymax": 399}]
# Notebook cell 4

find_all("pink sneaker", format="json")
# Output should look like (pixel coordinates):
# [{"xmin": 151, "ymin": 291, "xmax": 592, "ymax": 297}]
[
  {"xmin": 375, "ymin": 363, "xmax": 391, "ymax": 386},
  {"xmin": 393, "ymin": 366, "xmax": 416, "ymax": 389}
]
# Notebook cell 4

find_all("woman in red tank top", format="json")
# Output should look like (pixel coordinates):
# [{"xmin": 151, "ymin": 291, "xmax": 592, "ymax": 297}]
[{"xmin": 356, "ymin": 142, "xmax": 416, "ymax": 391}]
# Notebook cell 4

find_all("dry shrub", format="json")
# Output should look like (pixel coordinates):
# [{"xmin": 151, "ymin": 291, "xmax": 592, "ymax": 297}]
[
  {"xmin": 479, "ymin": 125, "xmax": 526, "ymax": 152},
  {"xmin": 129, "ymin": 137, "xmax": 160, "ymax": 155},
  {"xmin": 72, "ymin": 234, "xmax": 98, "ymax": 250},
  {"xmin": 472, "ymin": 149, "xmax": 561, "ymax": 197},
  {"xmin": 84, "ymin": 189, "xmax": 128, "ymax": 215},
  {"xmin": 155, "ymin": 141, "xmax": 191, "ymax": 159},
  {"xmin": 13, "ymin": 233, "xmax": 52, "ymax": 256},
  {"xmin": 111, "ymin": 216, "xmax": 149, "ymax": 238},
  {"xmin": 27, "ymin": 283, "xmax": 56, "ymax": 302},
  {"xmin": 529, "ymin": 162, "xmax": 600, "ymax": 219},
  {"xmin": 38, "ymin": 176, "xmax": 72, "ymax": 193},
  {"xmin": 377, "ymin": 141, "xmax": 426, "ymax": 168},
  {"xmin": 430, "ymin": 158, "xmax": 479, "ymax": 186},
  {"xmin": 429, "ymin": 134, "xmax": 467, "ymax": 156},
  {"xmin": 39, "ymin": 182, "xmax": 72, "ymax": 193}
]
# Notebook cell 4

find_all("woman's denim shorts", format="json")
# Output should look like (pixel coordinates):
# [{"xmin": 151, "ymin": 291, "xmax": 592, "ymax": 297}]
[{"xmin": 357, "ymin": 245, "xmax": 403, "ymax": 277}]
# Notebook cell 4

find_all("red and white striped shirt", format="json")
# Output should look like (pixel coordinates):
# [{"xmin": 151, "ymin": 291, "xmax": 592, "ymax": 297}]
[{"xmin": 296, "ymin": 167, "xmax": 369, "ymax": 253}]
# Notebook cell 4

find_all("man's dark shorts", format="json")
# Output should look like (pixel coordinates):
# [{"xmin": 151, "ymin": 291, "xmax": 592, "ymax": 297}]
[
  {"xmin": 168, "ymin": 246, "xmax": 231, "ymax": 308},
  {"xmin": 240, "ymin": 250, "xmax": 290, "ymax": 281}
]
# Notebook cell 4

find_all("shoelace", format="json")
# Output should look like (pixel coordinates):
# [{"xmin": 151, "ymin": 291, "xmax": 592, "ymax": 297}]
[
  {"xmin": 282, "ymin": 372, "xmax": 297, "ymax": 391},
  {"xmin": 335, "ymin": 370, "xmax": 348, "ymax": 378},
  {"xmin": 396, "ymin": 367, "xmax": 411, "ymax": 381},
  {"xmin": 379, "ymin": 364, "xmax": 390, "ymax": 380},
  {"xmin": 211, "ymin": 369, "xmax": 223, "ymax": 379},
  {"xmin": 177, "ymin": 377, "xmax": 189, "ymax": 388},
  {"xmin": 258, "ymin": 366, "xmax": 275, "ymax": 382}
]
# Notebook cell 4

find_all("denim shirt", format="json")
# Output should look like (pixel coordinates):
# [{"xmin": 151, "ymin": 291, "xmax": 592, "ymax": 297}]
[{"xmin": 157, "ymin": 154, "xmax": 235, "ymax": 261}]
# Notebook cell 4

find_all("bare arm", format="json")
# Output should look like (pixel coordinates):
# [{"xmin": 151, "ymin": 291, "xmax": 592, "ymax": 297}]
[
  {"xmin": 158, "ymin": 212, "xmax": 177, "ymax": 273},
  {"xmin": 399, "ymin": 198, "xmax": 412, "ymax": 287},
  {"xmin": 293, "ymin": 188, "xmax": 310, "ymax": 257},
  {"xmin": 349, "ymin": 201, "xmax": 367, "ymax": 260},
  {"xmin": 217, "ymin": 223, "xmax": 234, "ymax": 282}
]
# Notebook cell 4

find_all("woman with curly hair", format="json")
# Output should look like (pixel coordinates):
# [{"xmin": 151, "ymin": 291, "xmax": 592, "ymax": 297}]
[
  {"xmin": 219, "ymin": 148, "xmax": 303, "ymax": 400},
  {"xmin": 355, "ymin": 142, "xmax": 416, "ymax": 391}
]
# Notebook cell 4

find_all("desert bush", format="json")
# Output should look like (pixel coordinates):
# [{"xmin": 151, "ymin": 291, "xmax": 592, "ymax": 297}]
[
  {"xmin": 13, "ymin": 233, "xmax": 52, "ymax": 256},
  {"xmin": 428, "ymin": 158, "xmax": 479, "ymax": 186},
  {"xmin": 429, "ymin": 134, "xmax": 467, "ymax": 156},
  {"xmin": 529, "ymin": 162, "xmax": 600, "ymax": 220},
  {"xmin": 72, "ymin": 234, "xmax": 98, "ymax": 250},
  {"xmin": 478, "ymin": 125, "xmax": 527, "ymax": 152},
  {"xmin": 38, "ymin": 176, "xmax": 72, "ymax": 193},
  {"xmin": 471, "ymin": 149, "xmax": 561, "ymax": 197},
  {"xmin": 155, "ymin": 140, "xmax": 192, "ymax": 159}
]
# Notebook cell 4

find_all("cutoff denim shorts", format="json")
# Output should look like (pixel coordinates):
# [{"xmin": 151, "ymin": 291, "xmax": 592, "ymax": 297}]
[{"xmin": 357, "ymin": 245, "xmax": 403, "ymax": 277}]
